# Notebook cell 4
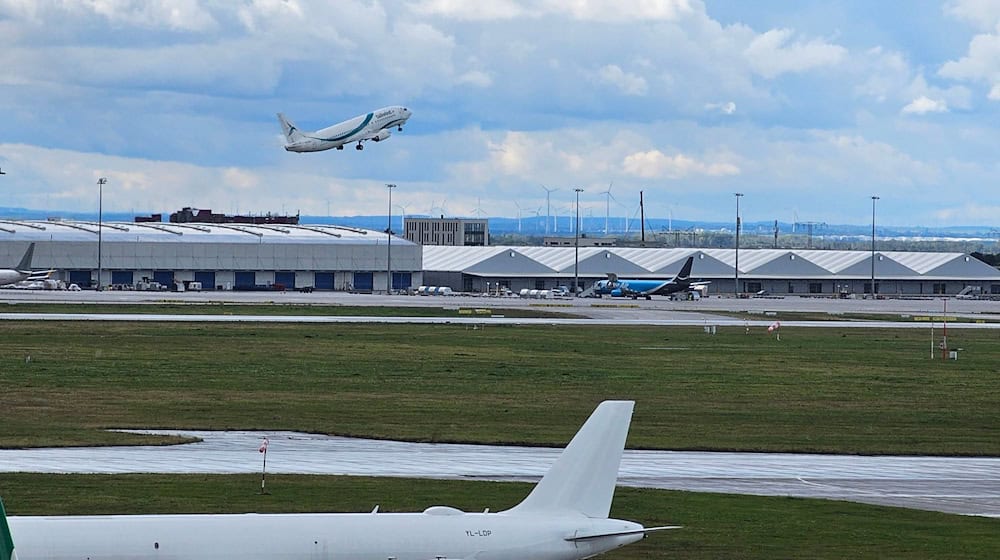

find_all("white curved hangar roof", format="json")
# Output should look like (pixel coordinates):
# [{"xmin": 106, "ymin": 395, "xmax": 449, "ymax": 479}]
[
  {"xmin": 422, "ymin": 246, "xmax": 1000, "ymax": 281},
  {"xmin": 0, "ymin": 219, "xmax": 394, "ymax": 245},
  {"xmin": 0, "ymin": 220, "xmax": 421, "ymax": 273}
]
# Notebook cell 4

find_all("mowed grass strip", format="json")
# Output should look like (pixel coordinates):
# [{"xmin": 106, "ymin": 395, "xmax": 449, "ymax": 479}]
[
  {"xmin": 0, "ymin": 474, "xmax": 997, "ymax": 560},
  {"xmin": 1, "ymin": 321, "xmax": 998, "ymax": 454}
]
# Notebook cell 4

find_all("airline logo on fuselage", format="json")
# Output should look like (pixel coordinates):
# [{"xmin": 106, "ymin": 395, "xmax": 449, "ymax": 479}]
[{"xmin": 375, "ymin": 109, "xmax": 394, "ymax": 119}]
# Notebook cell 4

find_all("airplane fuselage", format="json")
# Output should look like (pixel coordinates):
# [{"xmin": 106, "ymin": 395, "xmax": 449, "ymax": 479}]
[
  {"xmin": 593, "ymin": 278, "xmax": 686, "ymax": 298},
  {"xmin": 0, "ymin": 270, "xmax": 30, "ymax": 285},
  {"xmin": 9, "ymin": 511, "xmax": 643, "ymax": 560},
  {"xmin": 282, "ymin": 106, "xmax": 412, "ymax": 153}
]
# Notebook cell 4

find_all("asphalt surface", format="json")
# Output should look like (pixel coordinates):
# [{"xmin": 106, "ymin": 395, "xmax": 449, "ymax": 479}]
[
  {"xmin": 2, "ymin": 430, "xmax": 997, "ymax": 518},
  {"xmin": 3, "ymin": 288, "xmax": 1000, "ymax": 323}
]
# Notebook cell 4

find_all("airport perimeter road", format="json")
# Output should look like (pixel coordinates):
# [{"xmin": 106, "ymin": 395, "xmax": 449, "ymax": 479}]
[{"xmin": 2, "ymin": 430, "xmax": 997, "ymax": 518}]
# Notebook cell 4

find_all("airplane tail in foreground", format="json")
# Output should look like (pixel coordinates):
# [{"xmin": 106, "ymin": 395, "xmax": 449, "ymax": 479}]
[
  {"xmin": 276, "ymin": 113, "xmax": 305, "ymax": 144},
  {"xmin": 507, "ymin": 401, "xmax": 633, "ymax": 519},
  {"xmin": 0, "ymin": 498, "xmax": 17, "ymax": 560},
  {"xmin": 15, "ymin": 243, "xmax": 34, "ymax": 272}
]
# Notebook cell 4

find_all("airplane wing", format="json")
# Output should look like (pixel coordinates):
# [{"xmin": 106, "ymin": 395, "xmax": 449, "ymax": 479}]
[{"xmin": 26, "ymin": 270, "xmax": 55, "ymax": 281}]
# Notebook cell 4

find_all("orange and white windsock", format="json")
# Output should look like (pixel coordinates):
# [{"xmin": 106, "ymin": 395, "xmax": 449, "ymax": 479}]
[
  {"xmin": 258, "ymin": 437, "xmax": 269, "ymax": 453},
  {"xmin": 767, "ymin": 321, "xmax": 781, "ymax": 333}
]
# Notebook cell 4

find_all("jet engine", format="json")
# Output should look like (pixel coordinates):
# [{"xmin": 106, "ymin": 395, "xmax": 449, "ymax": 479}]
[
  {"xmin": 610, "ymin": 288, "xmax": 625, "ymax": 297},
  {"xmin": 371, "ymin": 129, "xmax": 392, "ymax": 142}
]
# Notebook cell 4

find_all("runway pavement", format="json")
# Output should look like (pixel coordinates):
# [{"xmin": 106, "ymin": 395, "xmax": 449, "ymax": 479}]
[{"xmin": 2, "ymin": 430, "xmax": 997, "ymax": 518}]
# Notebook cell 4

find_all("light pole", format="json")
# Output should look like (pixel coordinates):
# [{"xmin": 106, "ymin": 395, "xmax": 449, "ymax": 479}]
[
  {"xmin": 734, "ymin": 192, "xmax": 743, "ymax": 296},
  {"xmin": 386, "ymin": 183, "xmax": 396, "ymax": 293},
  {"xmin": 574, "ymin": 188, "xmax": 583, "ymax": 295},
  {"xmin": 97, "ymin": 177, "xmax": 107, "ymax": 291},
  {"xmin": 871, "ymin": 195, "xmax": 879, "ymax": 298}
]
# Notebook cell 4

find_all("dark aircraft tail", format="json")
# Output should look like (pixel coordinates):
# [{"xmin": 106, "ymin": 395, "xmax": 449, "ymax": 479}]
[{"xmin": 674, "ymin": 256, "xmax": 694, "ymax": 284}]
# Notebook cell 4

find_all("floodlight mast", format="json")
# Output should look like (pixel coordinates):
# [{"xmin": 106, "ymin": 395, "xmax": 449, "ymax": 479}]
[
  {"xmin": 387, "ymin": 183, "xmax": 396, "ymax": 293},
  {"xmin": 97, "ymin": 177, "xmax": 107, "ymax": 291},
  {"xmin": 734, "ymin": 192, "xmax": 743, "ymax": 296},
  {"xmin": 871, "ymin": 195, "xmax": 879, "ymax": 298},
  {"xmin": 574, "ymin": 188, "xmax": 583, "ymax": 295}
]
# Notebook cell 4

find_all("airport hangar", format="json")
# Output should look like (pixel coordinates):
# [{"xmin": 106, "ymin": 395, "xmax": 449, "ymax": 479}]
[
  {"xmin": 2, "ymin": 220, "xmax": 999, "ymax": 296},
  {"xmin": 422, "ymin": 246, "xmax": 1000, "ymax": 297},
  {"xmin": 0, "ymin": 220, "xmax": 422, "ymax": 292}
]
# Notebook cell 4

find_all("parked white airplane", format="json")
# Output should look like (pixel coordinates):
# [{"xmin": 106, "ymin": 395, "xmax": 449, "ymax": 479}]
[
  {"xmin": 277, "ymin": 106, "xmax": 412, "ymax": 152},
  {"xmin": 1, "ymin": 400, "xmax": 676, "ymax": 560},
  {"xmin": 0, "ymin": 244, "xmax": 51, "ymax": 286}
]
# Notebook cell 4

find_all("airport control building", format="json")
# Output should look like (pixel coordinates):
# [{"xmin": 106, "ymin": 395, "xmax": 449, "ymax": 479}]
[
  {"xmin": 421, "ymin": 246, "xmax": 1000, "ymax": 297},
  {"xmin": 0, "ymin": 220, "xmax": 422, "ymax": 292}
]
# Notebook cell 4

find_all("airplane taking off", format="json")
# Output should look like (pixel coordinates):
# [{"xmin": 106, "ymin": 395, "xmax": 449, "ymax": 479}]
[
  {"xmin": 2, "ymin": 400, "xmax": 677, "ymax": 560},
  {"xmin": 592, "ymin": 255, "xmax": 708, "ymax": 300},
  {"xmin": 0, "ymin": 244, "xmax": 51, "ymax": 286},
  {"xmin": 277, "ymin": 106, "xmax": 412, "ymax": 152}
]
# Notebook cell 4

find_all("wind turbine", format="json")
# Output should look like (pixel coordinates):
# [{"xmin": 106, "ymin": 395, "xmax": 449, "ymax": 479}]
[
  {"xmin": 541, "ymin": 185, "xmax": 558, "ymax": 235},
  {"xmin": 472, "ymin": 197, "xmax": 486, "ymax": 219},
  {"xmin": 599, "ymin": 181, "xmax": 614, "ymax": 235},
  {"xmin": 395, "ymin": 202, "xmax": 409, "ymax": 233},
  {"xmin": 513, "ymin": 201, "xmax": 523, "ymax": 233}
]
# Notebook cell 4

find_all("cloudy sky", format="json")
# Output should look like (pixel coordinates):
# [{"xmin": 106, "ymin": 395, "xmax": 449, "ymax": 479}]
[{"xmin": 1, "ymin": 0, "xmax": 999, "ymax": 228}]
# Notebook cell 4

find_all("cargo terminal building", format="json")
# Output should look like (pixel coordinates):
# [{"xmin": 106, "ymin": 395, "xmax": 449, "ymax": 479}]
[
  {"xmin": 0, "ymin": 220, "xmax": 422, "ymax": 292},
  {"xmin": 2, "ymin": 223, "xmax": 999, "ymax": 296},
  {"xmin": 420, "ymin": 246, "xmax": 1000, "ymax": 297}
]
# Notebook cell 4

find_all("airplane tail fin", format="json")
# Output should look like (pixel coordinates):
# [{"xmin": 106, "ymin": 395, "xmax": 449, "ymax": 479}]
[
  {"xmin": 0, "ymin": 498, "xmax": 17, "ymax": 560},
  {"xmin": 507, "ymin": 401, "xmax": 633, "ymax": 519},
  {"xmin": 15, "ymin": 243, "xmax": 34, "ymax": 272},
  {"xmin": 276, "ymin": 113, "xmax": 305, "ymax": 144},
  {"xmin": 675, "ymin": 255, "xmax": 694, "ymax": 283}
]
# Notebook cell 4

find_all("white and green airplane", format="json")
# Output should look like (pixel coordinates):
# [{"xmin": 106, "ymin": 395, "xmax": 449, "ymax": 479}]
[
  {"xmin": 278, "ymin": 106, "xmax": 412, "ymax": 152},
  {"xmin": 1, "ymin": 400, "xmax": 677, "ymax": 560}
]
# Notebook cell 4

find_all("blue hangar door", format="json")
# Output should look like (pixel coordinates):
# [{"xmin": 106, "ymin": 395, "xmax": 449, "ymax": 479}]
[
  {"xmin": 111, "ymin": 271, "xmax": 133, "ymax": 286},
  {"xmin": 194, "ymin": 271, "xmax": 215, "ymax": 290},
  {"xmin": 352, "ymin": 272, "xmax": 373, "ymax": 292},
  {"xmin": 153, "ymin": 270, "xmax": 174, "ymax": 287},
  {"xmin": 314, "ymin": 273, "xmax": 335, "ymax": 290},
  {"xmin": 235, "ymin": 271, "xmax": 256, "ymax": 290},
  {"xmin": 274, "ymin": 271, "xmax": 295, "ymax": 289}
]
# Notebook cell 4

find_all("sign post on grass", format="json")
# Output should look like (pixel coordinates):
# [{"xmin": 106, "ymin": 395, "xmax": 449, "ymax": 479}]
[{"xmin": 258, "ymin": 437, "xmax": 269, "ymax": 494}]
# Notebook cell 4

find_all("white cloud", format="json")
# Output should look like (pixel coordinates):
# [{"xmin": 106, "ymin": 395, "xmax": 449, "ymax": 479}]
[
  {"xmin": 744, "ymin": 28, "xmax": 847, "ymax": 79},
  {"xmin": 990, "ymin": 83, "xmax": 1000, "ymax": 100},
  {"xmin": 705, "ymin": 101, "xmax": 736, "ymax": 114},
  {"xmin": 541, "ymin": 0, "xmax": 696, "ymax": 22},
  {"xmin": 408, "ymin": 0, "xmax": 527, "ymax": 20},
  {"xmin": 409, "ymin": 0, "xmax": 696, "ymax": 22},
  {"xmin": 944, "ymin": 0, "xmax": 1000, "ymax": 30},
  {"xmin": 456, "ymin": 70, "xmax": 493, "ymax": 87},
  {"xmin": 938, "ymin": 26, "xmax": 1000, "ymax": 102},
  {"xmin": 596, "ymin": 65, "xmax": 648, "ymax": 96},
  {"xmin": 901, "ymin": 95, "xmax": 948, "ymax": 114},
  {"xmin": 0, "ymin": 0, "xmax": 218, "ymax": 31},
  {"xmin": 622, "ymin": 150, "xmax": 740, "ymax": 179}
]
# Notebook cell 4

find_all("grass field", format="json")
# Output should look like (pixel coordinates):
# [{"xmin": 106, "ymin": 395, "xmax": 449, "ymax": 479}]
[
  {"xmin": 2, "ymin": 319, "xmax": 998, "ymax": 557},
  {"xmin": 1, "ymin": 474, "xmax": 997, "ymax": 559},
  {"xmin": 1, "ymin": 321, "xmax": 998, "ymax": 454}
]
